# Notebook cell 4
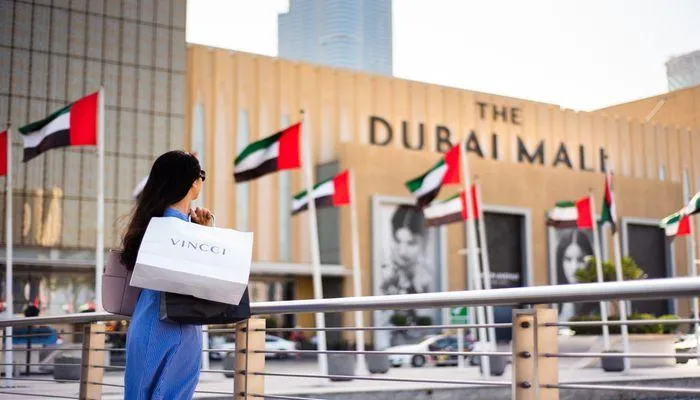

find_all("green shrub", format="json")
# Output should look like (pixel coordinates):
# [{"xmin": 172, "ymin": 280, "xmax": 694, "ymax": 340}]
[
  {"xmin": 575, "ymin": 257, "xmax": 646, "ymax": 283},
  {"xmin": 389, "ymin": 313, "xmax": 408, "ymax": 326},
  {"xmin": 627, "ymin": 313, "xmax": 663, "ymax": 334},
  {"xmin": 658, "ymin": 314, "xmax": 681, "ymax": 334},
  {"xmin": 415, "ymin": 316, "xmax": 433, "ymax": 326}
]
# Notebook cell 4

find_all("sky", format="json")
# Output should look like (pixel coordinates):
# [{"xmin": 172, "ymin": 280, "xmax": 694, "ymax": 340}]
[{"xmin": 186, "ymin": 0, "xmax": 700, "ymax": 111}]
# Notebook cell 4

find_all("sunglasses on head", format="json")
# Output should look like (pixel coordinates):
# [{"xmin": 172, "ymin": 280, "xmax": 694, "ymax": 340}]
[{"xmin": 199, "ymin": 170, "xmax": 206, "ymax": 182}]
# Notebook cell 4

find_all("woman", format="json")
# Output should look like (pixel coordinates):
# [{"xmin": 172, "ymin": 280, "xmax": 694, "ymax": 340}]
[
  {"xmin": 121, "ymin": 151, "xmax": 213, "ymax": 399},
  {"xmin": 380, "ymin": 205, "xmax": 433, "ymax": 345},
  {"xmin": 555, "ymin": 229, "xmax": 595, "ymax": 322}
]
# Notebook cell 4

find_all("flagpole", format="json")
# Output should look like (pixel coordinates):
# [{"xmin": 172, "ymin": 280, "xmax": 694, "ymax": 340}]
[
  {"xmin": 681, "ymin": 170, "xmax": 700, "ymax": 361},
  {"xmin": 4, "ymin": 125, "xmax": 13, "ymax": 387},
  {"xmin": 458, "ymin": 141, "xmax": 490, "ymax": 377},
  {"xmin": 608, "ymin": 170, "xmax": 630, "ymax": 372},
  {"xmin": 95, "ymin": 87, "xmax": 105, "ymax": 311},
  {"xmin": 348, "ymin": 170, "xmax": 367, "ymax": 374},
  {"xmin": 474, "ymin": 180, "xmax": 497, "ymax": 356},
  {"xmin": 588, "ymin": 191, "xmax": 610, "ymax": 350},
  {"xmin": 300, "ymin": 110, "xmax": 328, "ymax": 378}
]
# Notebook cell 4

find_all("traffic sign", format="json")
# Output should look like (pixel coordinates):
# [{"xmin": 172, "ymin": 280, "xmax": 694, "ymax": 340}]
[{"xmin": 450, "ymin": 306, "xmax": 469, "ymax": 325}]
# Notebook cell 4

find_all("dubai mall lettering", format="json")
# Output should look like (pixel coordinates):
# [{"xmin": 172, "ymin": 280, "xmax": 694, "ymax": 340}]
[{"xmin": 368, "ymin": 101, "xmax": 608, "ymax": 173}]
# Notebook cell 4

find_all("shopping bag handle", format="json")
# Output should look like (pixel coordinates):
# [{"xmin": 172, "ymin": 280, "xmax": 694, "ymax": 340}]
[{"xmin": 187, "ymin": 213, "xmax": 216, "ymax": 227}]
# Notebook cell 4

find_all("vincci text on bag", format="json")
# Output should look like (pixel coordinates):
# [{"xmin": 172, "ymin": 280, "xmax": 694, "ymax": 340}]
[{"xmin": 130, "ymin": 217, "xmax": 254, "ymax": 305}]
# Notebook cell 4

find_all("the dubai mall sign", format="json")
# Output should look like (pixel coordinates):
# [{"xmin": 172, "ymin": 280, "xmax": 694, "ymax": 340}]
[{"xmin": 369, "ymin": 101, "xmax": 609, "ymax": 173}]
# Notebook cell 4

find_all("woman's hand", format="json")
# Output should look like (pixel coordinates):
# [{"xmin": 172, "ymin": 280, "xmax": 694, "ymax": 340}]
[{"xmin": 190, "ymin": 207, "xmax": 214, "ymax": 227}]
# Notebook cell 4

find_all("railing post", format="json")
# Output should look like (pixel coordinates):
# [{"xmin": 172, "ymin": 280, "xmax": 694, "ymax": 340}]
[
  {"xmin": 534, "ymin": 308, "xmax": 558, "ymax": 400},
  {"xmin": 234, "ymin": 317, "xmax": 266, "ymax": 400},
  {"xmin": 79, "ymin": 323, "xmax": 105, "ymax": 400},
  {"xmin": 512, "ymin": 308, "xmax": 558, "ymax": 400}
]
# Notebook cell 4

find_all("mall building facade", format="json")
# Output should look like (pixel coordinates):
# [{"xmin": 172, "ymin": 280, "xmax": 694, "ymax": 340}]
[{"xmin": 187, "ymin": 45, "xmax": 700, "ymax": 335}]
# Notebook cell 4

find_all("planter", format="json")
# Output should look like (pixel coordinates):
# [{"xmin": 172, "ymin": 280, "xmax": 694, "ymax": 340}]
[
  {"xmin": 54, "ymin": 355, "xmax": 81, "ymax": 381},
  {"xmin": 223, "ymin": 353, "xmax": 235, "ymax": 378},
  {"xmin": 478, "ymin": 355, "xmax": 507, "ymax": 376},
  {"xmin": 601, "ymin": 350, "xmax": 624, "ymax": 372},
  {"xmin": 328, "ymin": 354, "xmax": 355, "ymax": 381},
  {"xmin": 627, "ymin": 334, "xmax": 676, "ymax": 368},
  {"xmin": 365, "ymin": 354, "xmax": 390, "ymax": 374}
]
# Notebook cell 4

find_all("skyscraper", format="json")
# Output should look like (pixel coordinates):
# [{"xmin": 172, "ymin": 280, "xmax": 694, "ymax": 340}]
[
  {"xmin": 278, "ymin": 0, "xmax": 393, "ymax": 76},
  {"xmin": 666, "ymin": 50, "xmax": 700, "ymax": 91}
]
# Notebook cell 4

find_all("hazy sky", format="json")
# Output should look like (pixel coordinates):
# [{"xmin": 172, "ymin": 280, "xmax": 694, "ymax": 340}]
[{"xmin": 186, "ymin": 0, "xmax": 700, "ymax": 111}]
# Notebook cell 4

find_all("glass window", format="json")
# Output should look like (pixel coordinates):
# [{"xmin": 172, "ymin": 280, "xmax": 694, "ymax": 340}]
[{"xmin": 236, "ymin": 109, "xmax": 250, "ymax": 231}]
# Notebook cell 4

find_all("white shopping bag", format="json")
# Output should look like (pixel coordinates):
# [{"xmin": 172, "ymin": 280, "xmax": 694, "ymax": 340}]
[{"xmin": 130, "ymin": 217, "xmax": 253, "ymax": 305}]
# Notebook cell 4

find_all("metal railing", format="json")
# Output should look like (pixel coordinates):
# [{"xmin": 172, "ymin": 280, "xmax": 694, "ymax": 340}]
[{"xmin": 0, "ymin": 276, "xmax": 697, "ymax": 399}]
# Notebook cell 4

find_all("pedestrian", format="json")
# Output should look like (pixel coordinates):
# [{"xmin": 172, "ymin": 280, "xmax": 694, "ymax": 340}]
[{"xmin": 121, "ymin": 151, "xmax": 213, "ymax": 399}]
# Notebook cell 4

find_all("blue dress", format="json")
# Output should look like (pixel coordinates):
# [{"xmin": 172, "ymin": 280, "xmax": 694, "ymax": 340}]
[{"xmin": 125, "ymin": 208, "xmax": 202, "ymax": 400}]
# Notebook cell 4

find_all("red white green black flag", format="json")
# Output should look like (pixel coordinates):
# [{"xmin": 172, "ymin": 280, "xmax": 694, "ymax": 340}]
[
  {"xmin": 423, "ymin": 185, "xmax": 478, "ymax": 227},
  {"xmin": 660, "ymin": 211, "xmax": 690, "ymax": 238},
  {"xmin": 19, "ymin": 92, "xmax": 98, "ymax": 162},
  {"xmin": 291, "ymin": 170, "xmax": 350, "ymax": 215},
  {"xmin": 234, "ymin": 122, "xmax": 301, "ymax": 182},
  {"xmin": 405, "ymin": 143, "xmax": 461, "ymax": 207},
  {"xmin": 546, "ymin": 197, "xmax": 593, "ymax": 229},
  {"xmin": 600, "ymin": 172, "xmax": 617, "ymax": 233}
]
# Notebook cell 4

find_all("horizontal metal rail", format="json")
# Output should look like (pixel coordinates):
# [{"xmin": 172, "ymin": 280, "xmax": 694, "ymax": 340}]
[
  {"xmin": 253, "ymin": 371, "xmax": 510, "ymax": 387},
  {"xmin": 547, "ymin": 318, "xmax": 700, "ymax": 327},
  {"xmin": 0, "ymin": 392, "xmax": 76, "ymax": 399},
  {"xmin": 546, "ymin": 352, "xmax": 690, "ymax": 359},
  {"xmin": 251, "ymin": 277, "xmax": 700, "ymax": 315},
  {"xmin": 1, "ymin": 277, "xmax": 699, "ymax": 328},
  {"xmin": 200, "ymin": 368, "xmax": 235, "ymax": 374},
  {"xmin": 249, "ymin": 394, "xmax": 325, "ymax": 400},
  {"xmin": 195, "ymin": 389, "xmax": 239, "ymax": 396},
  {"xmin": 547, "ymin": 383, "xmax": 700, "ymax": 394},
  {"xmin": 257, "ymin": 349, "xmax": 509, "ymax": 357},
  {"xmin": 87, "ymin": 381, "xmax": 124, "ymax": 388},
  {"xmin": 257, "ymin": 323, "xmax": 512, "ymax": 332}
]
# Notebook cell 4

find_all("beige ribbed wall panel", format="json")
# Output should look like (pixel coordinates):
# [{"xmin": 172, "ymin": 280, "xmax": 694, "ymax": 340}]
[
  {"xmin": 187, "ymin": 46, "xmax": 700, "ymax": 280},
  {"xmin": 643, "ymin": 123, "xmax": 657, "ymax": 180}
]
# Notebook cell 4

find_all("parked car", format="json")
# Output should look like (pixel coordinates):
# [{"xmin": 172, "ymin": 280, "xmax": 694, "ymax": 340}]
[
  {"xmin": 674, "ymin": 334, "xmax": 697, "ymax": 364},
  {"xmin": 428, "ymin": 334, "xmax": 476, "ymax": 366},
  {"xmin": 386, "ymin": 335, "xmax": 443, "ymax": 368},
  {"xmin": 264, "ymin": 335, "xmax": 299, "ymax": 359},
  {"xmin": 212, "ymin": 335, "xmax": 299, "ymax": 360}
]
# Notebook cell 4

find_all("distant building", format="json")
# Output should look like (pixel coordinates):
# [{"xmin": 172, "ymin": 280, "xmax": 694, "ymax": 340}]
[
  {"xmin": 666, "ymin": 50, "xmax": 700, "ymax": 91},
  {"xmin": 278, "ymin": 0, "xmax": 392, "ymax": 75}
]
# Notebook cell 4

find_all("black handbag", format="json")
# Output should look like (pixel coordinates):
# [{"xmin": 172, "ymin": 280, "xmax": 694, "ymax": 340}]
[{"xmin": 159, "ymin": 288, "xmax": 250, "ymax": 325}]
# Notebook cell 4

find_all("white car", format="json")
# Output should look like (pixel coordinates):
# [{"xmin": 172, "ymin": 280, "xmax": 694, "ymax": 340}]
[
  {"xmin": 386, "ymin": 335, "xmax": 442, "ymax": 368},
  {"xmin": 211, "ymin": 335, "xmax": 298, "ymax": 360},
  {"xmin": 674, "ymin": 334, "xmax": 698, "ymax": 364}
]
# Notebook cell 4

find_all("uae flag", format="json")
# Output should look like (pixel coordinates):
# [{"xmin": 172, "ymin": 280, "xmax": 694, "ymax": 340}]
[
  {"xmin": 291, "ymin": 170, "xmax": 350, "ymax": 215},
  {"xmin": 234, "ymin": 122, "xmax": 301, "ymax": 182},
  {"xmin": 683, "ymin": 192, "xmax": 700, "ymax": 216},
  {"xmin": 0, "ymin": 130, "xmax": 7, "ymax": 176},
  {"xmin": 660, "ymin": 211, "xmax": 690, "ymax": 238},
  {"xmin": 600, "ymin": 172, "xmax": 617, "ymax": 233},
  {"xmin": 423, "ymin": 185, "xmax": 478, "ymax": 227},
  {"xmin": 19, "ymin": 92, "xmax": 98, "ymax": 162},
  {"xmin": 546, "ymin": 197, "xmax": 593, "ymax": 229},
  {"xmin": 405, "ymin": 144, "xmax": 461, "ymax": 207}
]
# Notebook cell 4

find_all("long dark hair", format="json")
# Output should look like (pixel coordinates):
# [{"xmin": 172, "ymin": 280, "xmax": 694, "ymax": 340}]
[
  {"xmin": 391, "ymin": 205, "xmax": 425, "ymax": 241},
  {"xmin": 555, "ymin": 229, "xmax": 594, "ymax": 284},
  {"xmin": 120, "ymin": 151, "xmax": 201, "ymax": 270}
]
